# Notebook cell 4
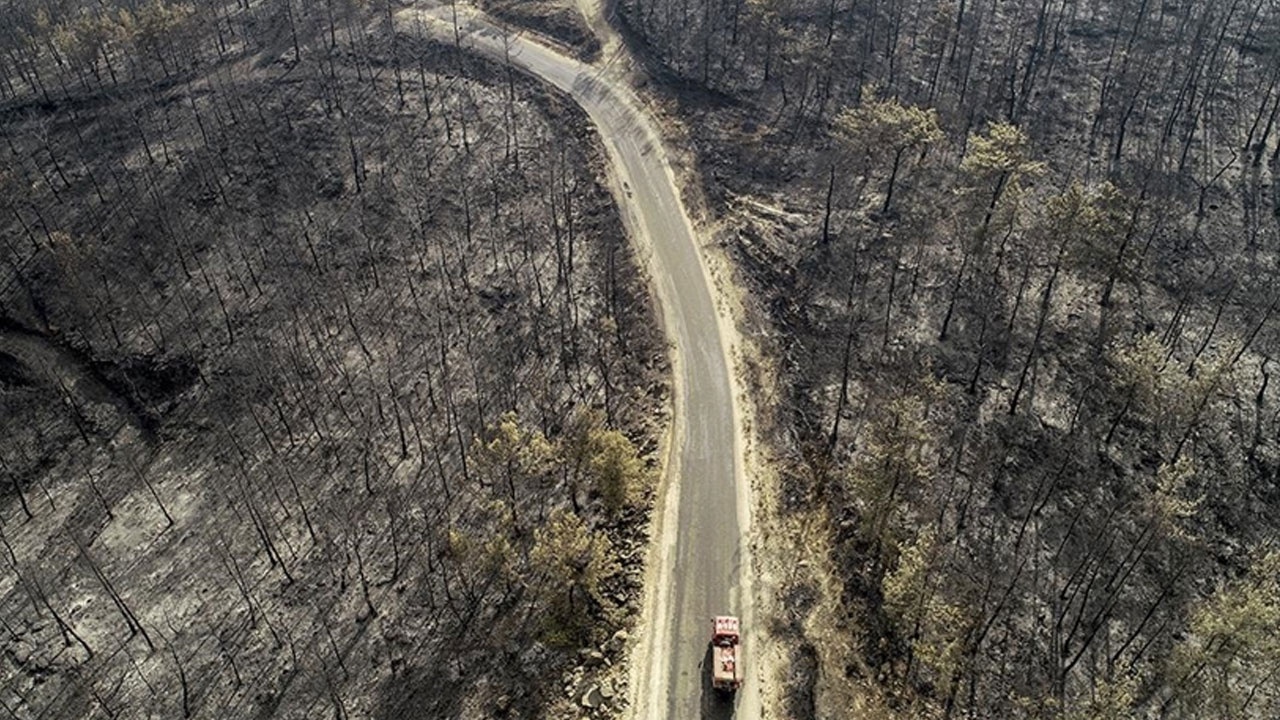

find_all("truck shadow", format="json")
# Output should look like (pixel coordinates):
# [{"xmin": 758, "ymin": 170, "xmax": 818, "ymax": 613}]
[{"xmin": 700, "ymin": 643, "xmax": 736, "ymax": 720}]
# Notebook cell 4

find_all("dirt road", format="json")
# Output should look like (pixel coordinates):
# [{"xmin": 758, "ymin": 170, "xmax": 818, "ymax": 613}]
[{"xmin": 398, "ymin": 5, "xmax": 760, "ymax": 718}]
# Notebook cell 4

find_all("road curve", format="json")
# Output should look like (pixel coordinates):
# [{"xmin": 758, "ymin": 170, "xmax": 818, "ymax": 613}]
[{"xmin": 397, "ymin": 6, "xmax": 759, "ymax": 719}]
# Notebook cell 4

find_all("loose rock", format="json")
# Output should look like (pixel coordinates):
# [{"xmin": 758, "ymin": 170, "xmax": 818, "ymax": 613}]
[{"xmin": 580, "ymin": 684, "xmax": 604, "ymax": 709}]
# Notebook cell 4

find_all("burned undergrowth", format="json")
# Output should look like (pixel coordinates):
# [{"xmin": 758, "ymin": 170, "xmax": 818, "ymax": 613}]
[
  {"xmin": 611, "ymin": 0, "xmax": 1280, "ymax": 715},
  {"xmin": 0, "ymin": 2, "xmax": 665, "ymax": 718}
]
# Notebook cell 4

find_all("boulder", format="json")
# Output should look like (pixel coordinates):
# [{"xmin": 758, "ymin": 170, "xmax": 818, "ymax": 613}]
[
  {"xmin": 580, "ymin": 684, "xmax": 604, "ymax": 709},
  {"xmin": 12, "ymin": 641, "xmax": 32, "ymax": 666},
  {"xmin": 604, "ymin": 629, "xmax": 629, "ymax": 654}
]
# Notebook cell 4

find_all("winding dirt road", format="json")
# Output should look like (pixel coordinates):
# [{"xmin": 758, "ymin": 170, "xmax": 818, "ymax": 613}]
[{"xmin": 397, "ymin": 5, "xmax": 760, "ymax": 718}]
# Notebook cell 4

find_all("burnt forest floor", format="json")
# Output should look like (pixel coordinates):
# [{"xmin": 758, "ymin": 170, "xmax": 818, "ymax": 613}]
[{"xmin": 1, "ymin": 3, "xmax": 666, "ymax": 719}]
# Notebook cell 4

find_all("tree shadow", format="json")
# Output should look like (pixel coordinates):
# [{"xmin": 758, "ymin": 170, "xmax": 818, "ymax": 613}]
[{"xmin": 700, "ymin": 643, "xmax": 736, "ymax": 720}]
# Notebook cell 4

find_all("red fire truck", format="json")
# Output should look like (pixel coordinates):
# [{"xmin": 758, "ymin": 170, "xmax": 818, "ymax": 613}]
[{"xmin": 710, "ymin": 615, "xmax": 742, "ymax": 693}]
